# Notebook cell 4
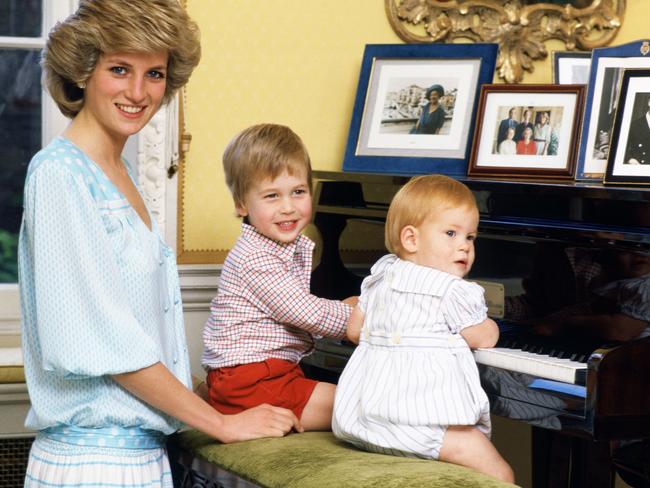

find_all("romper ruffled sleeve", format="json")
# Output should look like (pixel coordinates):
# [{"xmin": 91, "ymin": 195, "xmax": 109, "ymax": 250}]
[
  {"xmin": 22, "ymin": 161, "xmax": 161, "ymax": 378},
  {"xmin": 440, "ymin": 280, "xmax": 489, "ymax": 334}
]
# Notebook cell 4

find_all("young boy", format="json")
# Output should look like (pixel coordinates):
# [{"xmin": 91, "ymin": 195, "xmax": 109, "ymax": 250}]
[{"xmin": 202, "ymin": 123, "xmax": 356, "ymax": 431}]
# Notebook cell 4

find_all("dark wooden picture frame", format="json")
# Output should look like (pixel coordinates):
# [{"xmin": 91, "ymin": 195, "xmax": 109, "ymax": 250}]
[{"xmin": 468, "ymin": 84, "xmax": 585, "ymax": 179}]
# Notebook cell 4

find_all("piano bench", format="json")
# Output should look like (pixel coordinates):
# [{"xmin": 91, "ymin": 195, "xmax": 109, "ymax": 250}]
[{"xmin": 168, "ymin": 430, "xmax": 514, "ymax": 488}]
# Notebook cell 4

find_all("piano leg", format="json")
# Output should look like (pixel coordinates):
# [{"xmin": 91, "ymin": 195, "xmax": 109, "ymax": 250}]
[{"xmin": 531, "ymin": 427, "xmax": 615, "ymax": 488}]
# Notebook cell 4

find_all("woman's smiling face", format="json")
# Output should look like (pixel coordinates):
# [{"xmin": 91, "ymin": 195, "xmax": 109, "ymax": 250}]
[{"xmin": 80, "ymin": 50, "xmax": 168, "ymax": 141}]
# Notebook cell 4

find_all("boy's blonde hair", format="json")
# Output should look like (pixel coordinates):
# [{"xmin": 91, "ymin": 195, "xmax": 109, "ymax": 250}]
[
  {"xmin": 43, "ymin": 0, "xmax": 201, "ymax": 118},
  {"xmin": 223, "ymin": 124, "xmax": 312, "ymax": 207},
  {"xmin": 385, "ymin": 175, "xmax": 478, "ymax": 257}
]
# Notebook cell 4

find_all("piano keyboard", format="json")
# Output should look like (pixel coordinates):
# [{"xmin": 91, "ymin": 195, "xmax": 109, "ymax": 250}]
[{"xmin": 473, "ymin": 347, "xmax": 587, "ymax": 385}]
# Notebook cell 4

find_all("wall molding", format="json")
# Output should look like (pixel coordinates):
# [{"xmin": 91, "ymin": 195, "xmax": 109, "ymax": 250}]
[{"xmin": 178, "ymin": 264, "xmax": 221, "ymax": 312}]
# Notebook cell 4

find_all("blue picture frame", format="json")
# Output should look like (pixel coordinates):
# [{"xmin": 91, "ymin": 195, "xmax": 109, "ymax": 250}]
[
  {"xmin": 342, "ymin": 43, "xmax": 498, "ymax": 176},
  {"xmin": 576, "ymin": 40, "xmax": 650, "ymax": 180}
]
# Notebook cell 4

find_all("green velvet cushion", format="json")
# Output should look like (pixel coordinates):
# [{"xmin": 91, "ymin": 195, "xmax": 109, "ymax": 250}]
[{"xmin": 172, "ymin": 430, "xmax": 514, "ymax": 488}]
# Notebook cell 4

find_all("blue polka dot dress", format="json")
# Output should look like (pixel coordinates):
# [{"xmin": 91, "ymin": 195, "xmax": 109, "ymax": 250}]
[{"xmin": 18, "ymin": 136, "xmax": 191, "ymax": 486}]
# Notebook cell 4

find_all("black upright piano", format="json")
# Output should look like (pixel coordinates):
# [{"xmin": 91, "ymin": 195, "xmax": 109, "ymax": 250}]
[{"xmin": 303, "ymin": 170, "xmax": 650, "ymax": 488}]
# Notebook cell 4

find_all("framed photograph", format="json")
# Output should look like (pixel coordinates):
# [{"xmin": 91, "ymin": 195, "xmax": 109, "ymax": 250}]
[
  {"xmin": 468, "ymin": 84, "xmax": 585, "ymax": 179},
  {"xmin": 576, "ymin": 39, "xmax": 650, "ymax": 180},
  {"xmin": 604, "ymin": 69, "xmax": 650, "ymax": 185},
  {"xmin": 552, "ymin": 51, "xmax": 591, "ymax": 85},
  {"xmin": 342, "ymin": 43, "xmax": 498, "ymax": 176}
]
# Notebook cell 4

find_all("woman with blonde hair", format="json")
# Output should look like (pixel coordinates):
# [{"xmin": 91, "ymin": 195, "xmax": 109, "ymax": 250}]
[{"xmin": 19, "ymin": 1, "xmax": 299, "ymax": 486}]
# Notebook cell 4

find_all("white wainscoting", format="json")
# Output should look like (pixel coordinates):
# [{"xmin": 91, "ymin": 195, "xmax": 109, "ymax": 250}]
[{"xmin": 178, "ymin": 264, "xmax": 220, "ymax": 379}]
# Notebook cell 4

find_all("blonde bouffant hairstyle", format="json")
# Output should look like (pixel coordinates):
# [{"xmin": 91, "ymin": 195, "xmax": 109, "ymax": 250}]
[
  {"xmin": 385, "ymin": 175, "xmax": 478, "ymax": 257},
  {"xmin": 222, "ymin": 124, "xmax": 312, "ymax": 208},
  {"xmin": 42, "ymin": 0, "xmax": 201, "ymax": 118}
]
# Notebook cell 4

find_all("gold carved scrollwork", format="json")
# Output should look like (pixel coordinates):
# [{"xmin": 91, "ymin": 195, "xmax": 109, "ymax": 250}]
[{"xmin": 385, "ymin": 0, "xmax": 625, "ymax": 83}]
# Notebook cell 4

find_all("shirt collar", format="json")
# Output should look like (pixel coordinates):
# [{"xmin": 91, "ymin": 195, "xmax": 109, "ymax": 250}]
[
  {"xmin": 240, "ymin": 222, "xmax": 313, "ymax": 262},
  {"xmin": 367, "ymin": 254, "xmax": 459, "ymax": 296}
]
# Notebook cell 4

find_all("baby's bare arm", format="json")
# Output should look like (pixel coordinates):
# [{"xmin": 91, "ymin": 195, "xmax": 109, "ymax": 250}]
[{"xmin": 460, "ymin": 317, "xmax": 499, "ymax": 349}]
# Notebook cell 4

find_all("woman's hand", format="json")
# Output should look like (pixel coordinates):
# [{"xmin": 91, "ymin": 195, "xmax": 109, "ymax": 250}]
[
  {"xmin": 114, "ymin": 362, "xmax": 302, "ymax": 443},
  {"xmin": 217, "ymin": 404, "xmax": 303, "ymax": 443}
]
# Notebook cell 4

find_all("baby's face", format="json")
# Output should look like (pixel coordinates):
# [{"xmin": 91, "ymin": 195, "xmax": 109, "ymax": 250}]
[{"xmin": 407, "ymin": 206, "xmax": 479, "ymax": 277}]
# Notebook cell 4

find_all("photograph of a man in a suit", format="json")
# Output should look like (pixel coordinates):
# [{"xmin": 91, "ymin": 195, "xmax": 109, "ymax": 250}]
[
  {"xmin": 624, "ymin": 94, "xmax": 650, "ymax": 165},
  {"xmin": 496, "ymin": 107, "xmax": 518, "ymax": 148}
]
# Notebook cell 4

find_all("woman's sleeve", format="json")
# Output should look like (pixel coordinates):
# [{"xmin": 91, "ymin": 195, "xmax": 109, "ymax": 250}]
[
  {"xmin": 440, "ymin": 280, "xmax": 488, "ymax": 334},
  {"xmin": 22, "ymin": 162, "xmax": 160, "ymax": 378}
]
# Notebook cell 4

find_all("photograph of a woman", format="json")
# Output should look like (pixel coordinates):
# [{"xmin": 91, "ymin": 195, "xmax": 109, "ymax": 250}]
[
  {"xmin": 379, "ymin": 78, "xmax": 457, "ymax": 136},
  {"xmin": 410, "ymin": 84, "xmax": 447, "ymax": 135}
]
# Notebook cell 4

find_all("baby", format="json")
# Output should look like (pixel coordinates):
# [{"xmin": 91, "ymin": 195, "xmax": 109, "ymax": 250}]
[{"xmin": 333, "ymin": 174, "xmax": 514, "ymax": 483}]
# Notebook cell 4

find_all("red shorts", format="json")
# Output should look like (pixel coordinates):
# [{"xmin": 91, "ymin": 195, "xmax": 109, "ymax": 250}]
[{"xmin": 206, "ymin": 358, "xmax": 318, "ymax": 419}]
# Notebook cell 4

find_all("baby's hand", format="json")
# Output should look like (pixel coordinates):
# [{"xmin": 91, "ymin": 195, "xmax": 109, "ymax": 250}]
[{"xmin": 343, "ymin": 296, "xmax": 359, "ymax": 308}]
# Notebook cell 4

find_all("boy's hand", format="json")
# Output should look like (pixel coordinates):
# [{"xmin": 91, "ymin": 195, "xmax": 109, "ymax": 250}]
[
  {"xmin": 343, "ymin": 296, "xmax": 359, "ymax": 307},
  {"xmin": 218, "ymin": 404, "xmax": 303, "ymax": 443},
  {"xmin": 346, "ymin": 305, "xmax": 365, "ymax": 344}
]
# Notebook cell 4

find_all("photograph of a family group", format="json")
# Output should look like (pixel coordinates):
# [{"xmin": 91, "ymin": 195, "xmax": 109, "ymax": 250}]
[
  {"xmin": 489, "ymin": 106, "xmax": 563, "ymax": 156},
  {"xmin": 469, "ymin": 84, "xmax": 585, "ymax": 179}
]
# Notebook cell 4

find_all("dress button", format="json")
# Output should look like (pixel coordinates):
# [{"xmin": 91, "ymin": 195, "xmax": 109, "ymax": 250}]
[{"xmin": 391, "ymin": 332, "xmax": 401, "ymax": 344}]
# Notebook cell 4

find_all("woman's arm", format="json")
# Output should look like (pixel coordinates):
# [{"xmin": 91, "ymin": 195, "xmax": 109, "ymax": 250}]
[
  {"xmin": 460, "ymin": 318, "xmax": 499, "ymax": 349},
  {"xmin": 113, "ymin": 362, "xmax": 302, "ymax": 443}
]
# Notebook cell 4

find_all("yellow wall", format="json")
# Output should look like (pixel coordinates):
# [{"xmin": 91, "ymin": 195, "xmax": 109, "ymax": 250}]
[{"xmin": 182, "ymin": 0, "xmax": 646, "ymax": 256}]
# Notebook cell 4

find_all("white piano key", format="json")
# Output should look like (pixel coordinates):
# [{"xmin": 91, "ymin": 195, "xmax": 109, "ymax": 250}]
[{"xmin": 473, "ymin": 347, "xmax": 587, "ymax": 384}]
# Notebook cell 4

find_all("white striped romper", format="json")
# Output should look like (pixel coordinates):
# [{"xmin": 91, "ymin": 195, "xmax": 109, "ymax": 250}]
[{"xmin": 332, "ymin": 254, "xmax": 491, "ymax": 460}]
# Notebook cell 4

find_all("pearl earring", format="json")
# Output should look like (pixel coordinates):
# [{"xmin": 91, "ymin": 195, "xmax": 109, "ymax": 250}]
[{"xmin": 78, "ymin": 81, "xmax": 86, "ymax": 89}]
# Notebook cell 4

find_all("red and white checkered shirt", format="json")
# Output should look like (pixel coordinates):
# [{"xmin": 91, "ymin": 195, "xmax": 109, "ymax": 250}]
[{"xmin": 202, "ymin": 223, "xmax": 352, "ymax": 369}]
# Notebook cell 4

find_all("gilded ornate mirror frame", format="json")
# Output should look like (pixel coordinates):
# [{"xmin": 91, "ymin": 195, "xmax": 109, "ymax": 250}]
[{"xmin": 385, "ymin": 0, "xmax": 626, "ymax": 83}]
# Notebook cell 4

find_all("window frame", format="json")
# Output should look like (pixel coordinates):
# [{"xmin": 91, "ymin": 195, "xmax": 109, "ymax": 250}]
[{"xmin": 0, "ymin": 1, "xmax": 77, "ymax": 334}]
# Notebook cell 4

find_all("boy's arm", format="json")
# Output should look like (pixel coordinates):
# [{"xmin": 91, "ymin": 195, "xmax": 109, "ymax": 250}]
[
  {"xmin": 242, "ymin": 259, "xmax": 352, "ymax": 338},
  {"xmin": 460, "ymin": 317, "xmax": 499, "ymax": 349},
  {"xmin": 346, "ymin": 305, "xmax": 365, "ymax": 344}
]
